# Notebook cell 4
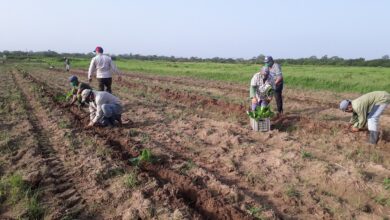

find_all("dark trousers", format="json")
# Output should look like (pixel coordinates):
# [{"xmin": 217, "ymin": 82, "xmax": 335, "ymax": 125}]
[
  {"xmin": 274, "ymin": 82, "xmax": 283, "ymax": 113},
  {"xmin": 97, "ymin": 78, "xmax": 112, "ymax": 93}
]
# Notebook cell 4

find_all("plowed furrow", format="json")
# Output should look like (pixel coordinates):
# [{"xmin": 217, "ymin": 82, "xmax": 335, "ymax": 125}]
[
  {"xmin": 12, "ymin": 71, "xmax": 87, "ymax": 219},
  {"xmin": 22, "ymin": 67, "xmax": 257, "ymax": 220}
]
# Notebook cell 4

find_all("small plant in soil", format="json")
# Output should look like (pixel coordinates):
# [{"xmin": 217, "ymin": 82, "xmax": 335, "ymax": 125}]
[
  {"xmin": 383, "ymin": 178, "xmax": 390, "ymax": 190},
  {"xmin": 374, "ymin": 195, "xmax": 390, "ymax": 206},
  {"xmin": 129, "ymin": 149, "xmax": 154, "ymax": 166},
  {"xmin": 369, "ymin": 151, "xmax": 384, "ymax": 164},
  {"xmin": 123, "ymin": 169, "xmax": 139, "ymax": 188},
  {"xmin": 59, "ymin": 119, "xmax": 71, "ymax": 129},
  {"xmin": 286, "ymin": 185, "xmax": 301, "ymax": 198},
  {"xmin": 246, "ymin": 205, "xmax": 265, "ymax": 220},
  {"xmin": 128, "ymin": 128, "xmax": 139, "ymax": 137},
  {"xmin": 140, "ymin": 133, "xmax": 150, "ymax": 144},
  {"xmin": 301, "ymin": 150, "xmax": 313, "ymax": 159},
  {"xmin": 0, "ymin": 173, "xmax": 44, "ymax": 218},
  {"xmin": 245, "ymin": 171, "xmax": 264, "ymax": 186},
  {"xmin": 25, "ymin": 193, "xmax": 44, "ymax": 219},
  {"xmin": 179, "ymin": 160, "xmax": 196, "ymax": 175}
]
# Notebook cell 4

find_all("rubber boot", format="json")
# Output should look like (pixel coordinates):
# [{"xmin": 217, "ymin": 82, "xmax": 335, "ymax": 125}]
[
  {"xmin": 115, "ymin": 114, "xmax": 122, "ymax": 125},
  {"xmin": 369, "ymin": 131, "xmax": 379, "ymax": 145},
  {"xmin": 100, "ymin": 117, "xmax": 113, "ymax": 127}
]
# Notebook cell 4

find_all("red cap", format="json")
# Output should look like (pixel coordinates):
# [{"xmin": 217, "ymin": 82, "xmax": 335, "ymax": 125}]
[{"xmin": 94, "ymin": 46, "xmax": 103, "ymax": 53}]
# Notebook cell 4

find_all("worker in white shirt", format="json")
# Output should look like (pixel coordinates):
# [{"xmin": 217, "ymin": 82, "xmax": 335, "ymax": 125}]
[
  {"xmin": 88, "ymin": 46, "xmax": 122, "ymax": 93},
  {"xmin": 81, "ymin": 89, "xmax": 123, "ymax": 127}
]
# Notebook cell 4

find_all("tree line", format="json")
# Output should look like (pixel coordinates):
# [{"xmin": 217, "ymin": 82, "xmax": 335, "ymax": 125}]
[{"xmin": 1, "ymin": 50, "xmax": 390, "ymax": 67}]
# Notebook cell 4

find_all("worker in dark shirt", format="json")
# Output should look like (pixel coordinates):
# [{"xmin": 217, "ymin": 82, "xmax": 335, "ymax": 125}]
[{"xmin": 68, "ymin": 75, "xmax": 92, "ymax": 106}]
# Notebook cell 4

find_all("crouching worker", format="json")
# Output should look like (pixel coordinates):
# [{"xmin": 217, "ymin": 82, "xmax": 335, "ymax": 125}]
[
  {"xmin": 81, "ymin": 89, "xmax": 123, "ymax": 128},
  {"xmin": 67, "ymin": 75, "xmax": 92, "ymax": 107},
  {"xmin": 249, "ymin": 66, "xmax": 275, "ymax": 110},
  {"xmin": 339, "ymin": 91, "xmax": 390, "ymax": 144}
]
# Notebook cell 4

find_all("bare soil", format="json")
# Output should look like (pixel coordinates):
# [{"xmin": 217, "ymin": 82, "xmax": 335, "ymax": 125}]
[{"xmin": 1, "ymin": 64, "xmax": 390, "ymax": 219}]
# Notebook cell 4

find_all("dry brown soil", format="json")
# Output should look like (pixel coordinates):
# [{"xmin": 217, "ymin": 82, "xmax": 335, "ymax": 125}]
[{"xmin": 1, "ymin": 64, "xmax": 390, "ymax": 219}]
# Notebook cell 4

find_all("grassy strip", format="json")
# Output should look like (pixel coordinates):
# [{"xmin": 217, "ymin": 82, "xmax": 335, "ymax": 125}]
[
  {"xmin": 0, "ymin": 173, "xmax": 44, "ymax": 219},
  {"xmin": 15, "ymin": 58, "xmax": 390, "ymax": 94}
]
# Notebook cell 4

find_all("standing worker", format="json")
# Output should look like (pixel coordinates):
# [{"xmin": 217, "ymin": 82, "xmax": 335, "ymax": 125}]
[
  {"xmin": 88, "ymin": 46, "xmax": 122, "ymax": 93},
  {"xmin": 264, "ymin": 56, "xmax": 284, "ymax": 117},
  {"xmin": 65, "ymin": 57, "xmax": 70, "ymax": 72},
  {"xmin": 81, "ymin": 89, "xmax": 123, "ymax": 127},
  {"xmin": 339, "ymin": 91, "xmax": 390, "ymax": 144},
  {"xmin": 249, "ymin": 66, "xmax": 275, "ymax": 110}
]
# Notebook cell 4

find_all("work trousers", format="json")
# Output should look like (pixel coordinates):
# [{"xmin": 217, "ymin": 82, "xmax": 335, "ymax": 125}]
[
  {"xmin": 274, "ymin": 82, "xmax": 283, "ymax": 114},
  {"xmin": 367, "ymin": 104, "xmax": 388, "ymax": 132},
  {"xmin": 97, "ymin": 77, "xmax": 112, "ymax": 93}
]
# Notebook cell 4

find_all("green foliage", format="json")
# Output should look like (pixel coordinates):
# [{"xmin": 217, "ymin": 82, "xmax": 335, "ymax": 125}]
[
  {"xmin": 129, "ymin": 149, "xmax": 154, "ymax": 166},
  {"xmin": 0, "ymin": 173, "xmax": 43, "ymax": 218},
  {"xmin": 179, "ymin": 160, "xmax": 196, "ymax": 175},
  {"xmin": 247, "ymin": 106, "xmax": 274, "ymax": 120},
  {"xmin": 6, "ymin": 174, "xmax": 26, "ymax": 204},
  {"xmin": 286, "ymin": 185, "xmax": 301, "ymax": 198},
  {"xmin": 123, "ymin": 170, "xmax": 139, "ymax": 188},
  {"xmin": 374, "ymin": 195, "xmax": 390, "ymax": 206},
  {"xmin": 246, "ymin": 206, "xmax": 265, "ymax": 220},
  {"xmin": 301, "ymin": 150, "xmax": 313, "ymax": 159},
  {"xmin": 59, "ymin": 119, "xmax": 71, "ymax": 129},
  {"xmin": 383, "ymin": 178, "xmax": 390, "ymax": 190},
  {"xmin": 21, "ymin": 56, "xmax": 390, "ymax": 93},
  {"xmin": 25, "ymin": 193, "xmax": 44, "ymax": 219}
]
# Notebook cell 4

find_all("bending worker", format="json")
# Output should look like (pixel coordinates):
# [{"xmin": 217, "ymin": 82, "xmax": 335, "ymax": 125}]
[
  {"xmin": 249, "ymin": 66, "xmax": 275, "ymax": 110},
  {"xmin": 81, "ymin": 89, "xmax": 123, "ymax": 127},
  {"xmin": 339, "ymin": 91, "xmax": 390, "ymax": 144},
  {"xmin": 67, "ymin": 75, "xmax": 92, "ymax": 106}
]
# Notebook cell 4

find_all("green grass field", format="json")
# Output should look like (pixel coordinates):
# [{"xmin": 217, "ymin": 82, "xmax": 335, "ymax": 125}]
[{"xmin": 18, "ymin": 57, "xmax": 390, "ymax": 94}]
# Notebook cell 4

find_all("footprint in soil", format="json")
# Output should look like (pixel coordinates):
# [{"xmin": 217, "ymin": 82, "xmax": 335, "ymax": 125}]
[{"xmin": 272, "ymin": 115, "xmax": 300, "ymax": 132}]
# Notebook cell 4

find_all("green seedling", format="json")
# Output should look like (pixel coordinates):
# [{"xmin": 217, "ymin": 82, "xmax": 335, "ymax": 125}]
[
  {"xmin": 25, "ymin": 193, "xmax": 44, "ymax": 219},
  {"xmin": 374, "ymin": 195, "xmax": 390, "ymax": 206},
  {"xmin": 129, "ymin": 149, "xmax": 154, "ymax": 166},
  {"xmin": 286, "ymin": 185, "xmax": 301, "ymax": 198},
  {"xmin": 179, "ymin": 160, "xmax": 196, "ymax": 175},
  {"xmin": 246, "ymin": 205, "xmax": 265, "ymax": 220},
  {"xmin": 301, "ymin": 150, "xmax": 313, "ymax": 159},
  {"xmin": 247, "ymin": 106, "xmax": 274, "ymax": 120},
  {"xmin": 383, "ymin": 178, "xmax": 390, "ymax": 190},
  {"xmin": 123, "ymin": 170, "xmax": 139, "ymax": 188}
]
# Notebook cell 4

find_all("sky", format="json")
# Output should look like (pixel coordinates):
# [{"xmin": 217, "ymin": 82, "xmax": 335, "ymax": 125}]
[{"xmin": 1, "ymin": 0, "xmax": 389, "ymax": 59}]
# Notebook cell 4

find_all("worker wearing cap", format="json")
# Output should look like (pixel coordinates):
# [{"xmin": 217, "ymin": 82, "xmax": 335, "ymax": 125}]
[
  {"xmin": 264, "ymin": 56, "xmax": 284, "ymax": 116},
  {"xmin": 67, "ymin": 75, "xmax": 92, "ymax": 106},
  {"xmin": 249, "ymin": 66, "xmax": 275, "ymax": 111},
  {"xmin": 81, "ymin": 89, "xmax": 123, "ymax": 127},
  {"xmin": 88, "ymin": 46, "xmax": 122, "ymax": 93},
  {"xmin": 339, "ymin": 91, "xmax": 390, "ymax": 144}
]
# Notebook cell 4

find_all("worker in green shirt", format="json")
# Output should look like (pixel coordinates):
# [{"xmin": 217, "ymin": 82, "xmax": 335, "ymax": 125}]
[
  {"xmin": 67, "ymin": 75, "xmax": 92, "ymax": 106},
  {"xmin": 339, "ymin": 91, "xmax": 390, "ymax": 144}
]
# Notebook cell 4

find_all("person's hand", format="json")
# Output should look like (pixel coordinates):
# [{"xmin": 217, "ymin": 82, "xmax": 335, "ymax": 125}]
[
  {"xmin": 86, "ymin": 121, "xmax": 94, "ymax": 128},
  {"xmin": 350, "ymin": 126, "xmax": 360, "ymax": 132},
  {"xmin": 251, "ymin": 97, "xmax": 257, "ymax": 104}
]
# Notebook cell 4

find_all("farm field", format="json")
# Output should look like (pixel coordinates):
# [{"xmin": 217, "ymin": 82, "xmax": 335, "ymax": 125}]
[
  {"xmin": 32, "ymin": 57, "xmax": 390, "ymax": 93},
  {"xmin": 1, "ymin": 61, "xmax": 390, "ymax": 219}
]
